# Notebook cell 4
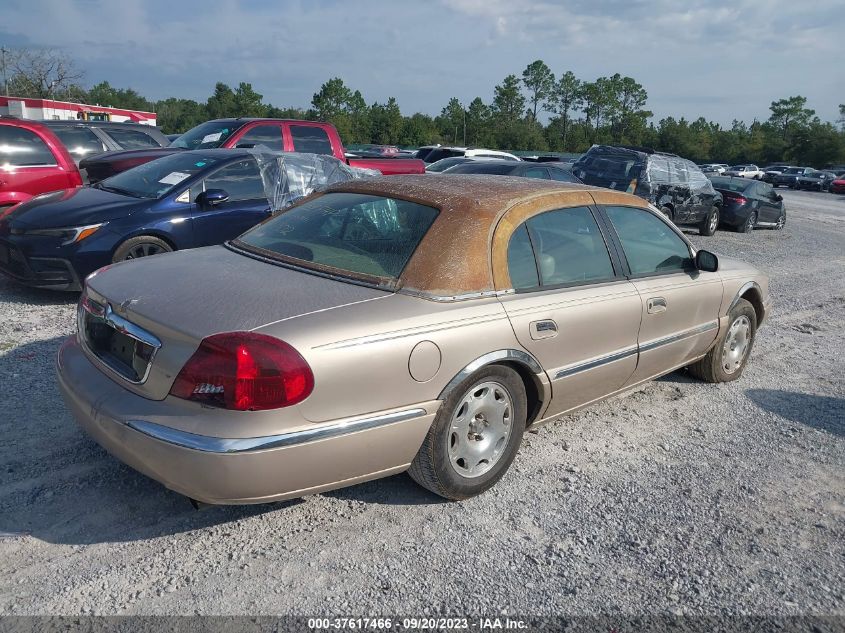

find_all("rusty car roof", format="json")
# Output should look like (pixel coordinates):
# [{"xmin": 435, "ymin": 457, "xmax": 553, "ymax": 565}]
[{"xmin": 325, "ymin": 175, "xmax": 649, "ymax": 299}]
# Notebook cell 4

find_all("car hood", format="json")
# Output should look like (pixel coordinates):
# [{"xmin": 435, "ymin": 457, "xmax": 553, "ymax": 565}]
[{"xmin": 4, "ymin": 186, "xmax": 141, "ymax": 229}]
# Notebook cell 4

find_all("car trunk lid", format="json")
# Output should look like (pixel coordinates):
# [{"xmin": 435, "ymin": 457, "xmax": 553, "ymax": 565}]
[{"xmin": 82, "ymin": 244, "xmax": 391, "ymax": 400}]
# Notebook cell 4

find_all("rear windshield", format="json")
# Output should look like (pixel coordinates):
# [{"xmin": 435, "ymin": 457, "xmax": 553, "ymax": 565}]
[
  {"xmin": 710, "ymin": 178, "xmax": 751, "ymax": 193},
  {"xmin": 424, "ymin": 148, "xmax": 465, "ymax": 162},
  {"xmin": 97, "ymin": 152, "xmax": 223, "ymax": 198},
  {"xmin": 782, "ymin": 167, "xmax": 804, "ymax": 174},
  {"xmin": 235, "ymin": 192, "xmax": 439, "ymax": 284},
  {"xmin": 571, "ymin": 149, "xmax": 643, "ymax": 191},
  {"xmin": 171, "ymin": 121, "xmax": 242, "ymax": 149},
  {"xmin": 446, "ymin": 162, "xmax": 515, "ymax": 175}
]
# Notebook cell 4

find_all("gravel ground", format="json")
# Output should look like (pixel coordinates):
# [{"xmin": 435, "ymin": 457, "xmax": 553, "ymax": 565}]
[{"xmin": 0, "ymin": 189, "xmax": 842, "ymax": 617}]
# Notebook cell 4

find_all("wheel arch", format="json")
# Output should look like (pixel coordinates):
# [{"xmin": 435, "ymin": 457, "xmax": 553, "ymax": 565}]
[
  {"xmin": 111, "ymin": 231, "xmax": 178, "ymax": 260},
  {"xmin": 437, "ymin": 349, "xmax": 550, "ymax": 425},
  {"xmin": 729, "ymin": 281, "xmax": 764, "ymax": 325}
]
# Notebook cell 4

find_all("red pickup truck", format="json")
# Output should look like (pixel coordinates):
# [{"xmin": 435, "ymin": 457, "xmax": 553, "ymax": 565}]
[{"xmin": 81, "ymin": 118, "xmax": 425, "ymax": 182}]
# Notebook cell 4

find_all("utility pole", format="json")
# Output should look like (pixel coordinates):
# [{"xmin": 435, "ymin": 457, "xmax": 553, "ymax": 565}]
[
  {"xmin": 463, "ymin": 109, "xmax": 467, "ymax": 146},
  {"xmin": 0, "ymin": 47, "xmax": 8, "ymax": 96}
]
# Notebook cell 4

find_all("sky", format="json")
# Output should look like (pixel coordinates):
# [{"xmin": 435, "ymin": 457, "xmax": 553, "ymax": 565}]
[{"xmin": 2, "ymin": 0, "xmax": 843, "ymax": 126}]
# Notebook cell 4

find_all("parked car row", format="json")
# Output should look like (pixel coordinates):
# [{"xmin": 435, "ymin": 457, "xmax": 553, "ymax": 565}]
[
  {"xmin": 0, "ymin": 116, "xmax": 171, "ymax": 209},
  {"xmin": 0, "ymin": 116, "xmax": 426, "ymax": 209}
]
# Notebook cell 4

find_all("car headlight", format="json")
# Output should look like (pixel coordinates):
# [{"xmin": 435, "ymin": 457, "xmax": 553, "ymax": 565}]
[{"xmin": 23, "ymin": 222, "xmax": 106, "ymax": 245}]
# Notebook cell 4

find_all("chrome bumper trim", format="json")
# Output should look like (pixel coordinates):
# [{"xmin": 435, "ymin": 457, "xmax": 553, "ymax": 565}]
[{"xmin": 126, "ymin": 407, "xmax": 428, "ymax": 454}]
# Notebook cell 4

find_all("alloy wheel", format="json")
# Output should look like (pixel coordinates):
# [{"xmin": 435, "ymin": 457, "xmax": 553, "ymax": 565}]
[
  {"xmin": 708, "ymin": 209, "xmax": 719, "ymax": 233},
  {"xmin": 124, "ymin": 242, "xmax": 167, "ymax": 260},
  {"xmin": 447, "ymin": 381, "xmax": 514, "ymax": 478},
  {"xmin": 721, "ymin": 315, "xmax": 751, "ymax": 375}
]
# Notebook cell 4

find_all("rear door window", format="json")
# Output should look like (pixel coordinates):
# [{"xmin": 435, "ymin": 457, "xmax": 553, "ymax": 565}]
[
  {"xmin": 517, "ymin": 206, "xmax": 616, "ymax": 287},
  {"xmin": 0, "ymin": 125, "xmax": 57, "ymax": 166},
  {"xmin": 105, "ymin": 127, "xmax": 162, "ymax": 149},
  {"xmin": 507, "ymin": 224, "xmax": 539, "ymax": 290},
  {"xmin": 234, "ymin": 124, "xmax": 283, "ymax": 151},
  {"xmin": 50, "ymin": 126, "xmax": 106, "ymax": 160},
  {"xmin": 290, "ymin": 125, "xmax": 333, "ymax": 155}
]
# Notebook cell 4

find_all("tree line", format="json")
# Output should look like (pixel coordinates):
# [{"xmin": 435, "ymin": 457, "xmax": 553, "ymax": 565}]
[{"xmin": 4, "ymin": 48, "xmax": 844, "ymax": 166}]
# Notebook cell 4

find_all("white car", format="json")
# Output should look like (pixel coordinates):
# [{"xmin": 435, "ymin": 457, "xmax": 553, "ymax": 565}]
[
  {"xmin": 423, "ymin": 146, "xmax": 521, "ymax": 163},
  {"xmin": 724, "ymin": 164, "xmax": 764, "ymax": 179},
  {"xmin": 699, "ymin": 163, "xmax": 729, "ymax": 174}
]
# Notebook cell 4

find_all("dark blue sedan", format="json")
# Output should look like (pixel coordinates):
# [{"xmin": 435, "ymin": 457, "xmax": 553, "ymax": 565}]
[{"xmin": 0, "ymin": 149, "xmax": 271, "ymax": 290}]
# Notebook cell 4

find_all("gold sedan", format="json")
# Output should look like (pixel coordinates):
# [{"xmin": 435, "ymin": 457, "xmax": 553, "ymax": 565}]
[{"xmin": 58, "ymin": 175, "xmax": 771, "ymax": 504}]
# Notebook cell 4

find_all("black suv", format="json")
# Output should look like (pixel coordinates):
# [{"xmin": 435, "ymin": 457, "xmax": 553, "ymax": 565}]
[
  {"xmin": 39, "ymin": 120, "xmax": 170, "ymax": 163},
  {"xmin": 572, "ymin": 145, "xmax": 723, "ymax": 236}
]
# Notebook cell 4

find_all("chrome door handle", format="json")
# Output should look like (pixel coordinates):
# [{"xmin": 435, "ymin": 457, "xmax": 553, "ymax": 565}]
[
  {"xmin": 530, "ymin": 319, "xmax": 558, "ymax": 340},
  {"xmin": 647, "ymin": 297, "xmax": 667, "ymax": 314}
]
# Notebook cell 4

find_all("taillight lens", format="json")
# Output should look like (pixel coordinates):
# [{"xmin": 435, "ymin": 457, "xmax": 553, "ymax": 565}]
[
  {"xmin": 170, "ymin": 332, "xmax": 314, "ymax": 411},
  {"xmin": 723, "ymin": 192, "xmax": 747, "ymax": 205}
]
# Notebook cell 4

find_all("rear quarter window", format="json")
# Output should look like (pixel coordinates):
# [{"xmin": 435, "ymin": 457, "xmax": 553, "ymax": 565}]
[{"xmin": 0, "ymin": 125, "xmax": 57, "ymax": 166}]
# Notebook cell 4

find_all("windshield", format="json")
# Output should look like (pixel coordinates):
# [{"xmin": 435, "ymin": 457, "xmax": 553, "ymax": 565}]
[
  {"xmin": 235, "ymin": 192, "xmax": 439, "ymax": 284},
  {"xmin": 98, "ymin": 152, "xmax": 223, "ymax": 199},
  {"xmin": 572, "ymin": 149, "xmax": 643, "ymax": 191},
  {"xmin": 170, "ymin": 121, "xmax": 242, "ymax": 149},
  {"xmin": 446, "ymin": 162, "xmax": 515, "ymax": 175}
]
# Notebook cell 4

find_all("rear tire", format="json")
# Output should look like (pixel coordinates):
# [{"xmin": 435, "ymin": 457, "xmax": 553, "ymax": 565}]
[
  {"xmin": 113, "ymin": 236, "xmax": 173, "ymax": 262},
  {"xmin": 699, "ymin": 205, "xmax": 719, "ymax": 236},
  {"xmin": 408, "ymin": 365, "xmax": 526, "ymax": 500},
  {"xmin": 738, "ymin": 210, "xmax": 757, "ymax": 233},
  {"xmin": 688, "ymin": 298, "xmax": 756, "ymax": 383}
]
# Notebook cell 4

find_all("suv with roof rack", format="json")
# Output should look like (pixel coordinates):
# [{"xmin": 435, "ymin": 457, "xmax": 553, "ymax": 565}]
[{"xmin": 572, "ymin": 145, "xmax": 723, "ymax": 236}]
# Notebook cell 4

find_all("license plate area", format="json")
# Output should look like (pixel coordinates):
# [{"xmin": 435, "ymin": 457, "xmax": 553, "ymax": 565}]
[{"xmin": 80, "ymin": 300, "xmax": 158, "ymax": 383}]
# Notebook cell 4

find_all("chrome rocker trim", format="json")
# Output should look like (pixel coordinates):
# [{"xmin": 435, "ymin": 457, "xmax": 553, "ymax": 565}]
[
  {"xmin": 126, "ymin": 408, "xmax": 428, "ymax": 454},
  {"xmin": 553, "ymin": 321, "xmax": 719, "ymax": 380}
]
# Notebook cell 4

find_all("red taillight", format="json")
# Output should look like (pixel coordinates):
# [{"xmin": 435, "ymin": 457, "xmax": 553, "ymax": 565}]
[
  {"xmin": 170, "ymin": 332, "xmax": 314, "ymax": 411},
  {"xmin": 723, "ymin": 192, "xmax": 747, "ymax": 205}
]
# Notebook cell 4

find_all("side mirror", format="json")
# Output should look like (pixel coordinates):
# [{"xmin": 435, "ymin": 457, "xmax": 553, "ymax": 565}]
[
  {"xmin": 695, "ymin": 249, "xmax": 719, "ymax": 272},
  {"xmin": 774, "ymin": 193, "xmax": 783, "ymax": 202},
  {"xmin": 195, "ymin": 189, "xmax": 229, "ymax": 207}
]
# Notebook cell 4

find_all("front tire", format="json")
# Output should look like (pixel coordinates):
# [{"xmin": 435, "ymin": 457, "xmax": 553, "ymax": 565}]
[
  {"xmin": 113, "ymin": 236, "xmax": 173, "ymax": 262},
  {"xmin": 408, "ymin": 365, "xmax": 527, "ymax": 500},
  {"xmin": 699, "ymin": 205, "xmax": 719, "ymax": 236},
  {"xmin": 660, "ymin": 206, "xmax": 675, "ymax": 223},
  {"xmin": 687, "ymin": 298, "xmax": 756, "ymax": 383}
]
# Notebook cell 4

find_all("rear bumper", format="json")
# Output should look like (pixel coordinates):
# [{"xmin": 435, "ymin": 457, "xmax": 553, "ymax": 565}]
[{"xmin": 56, "ymin": 337, "xmax": 437, "ymax": 505}]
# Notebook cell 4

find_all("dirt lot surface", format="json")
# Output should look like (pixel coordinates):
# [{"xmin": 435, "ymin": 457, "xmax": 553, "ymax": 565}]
[{"xmin": 0, "ymin": 189, "xmax": 842, "ymax": 617}]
